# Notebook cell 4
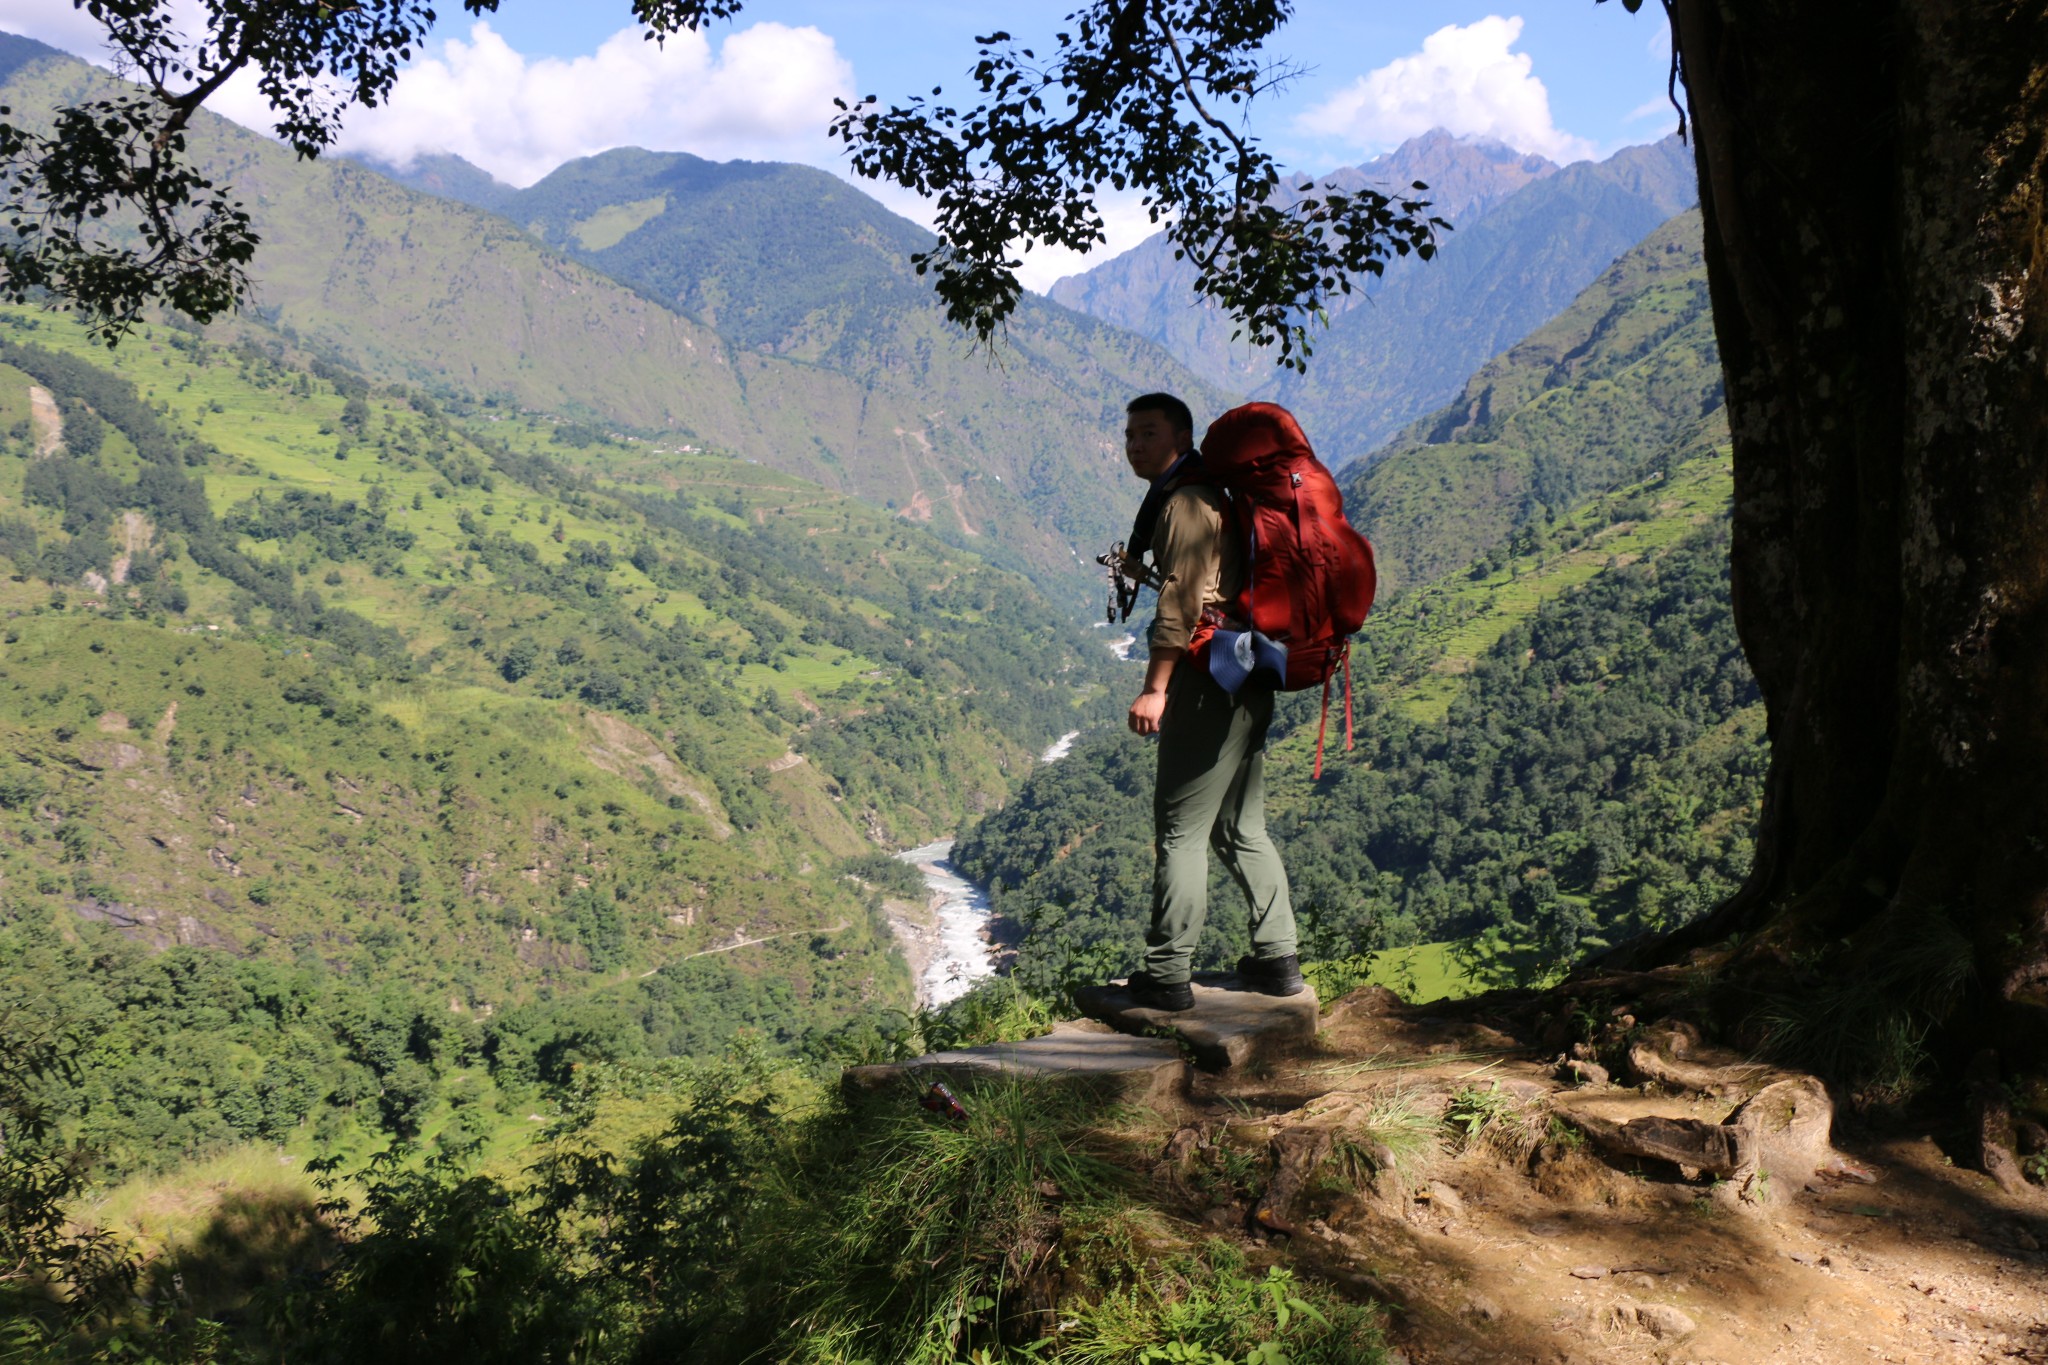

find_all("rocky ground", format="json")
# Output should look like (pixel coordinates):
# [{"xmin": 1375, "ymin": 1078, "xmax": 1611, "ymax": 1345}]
[
  {"xmin": 881, "ymin": 894, "xmax": 942, "ymax": 1003},
  {"xmin": 863, "ymin": 976, "xmax": 2048, "ymax": 1364},
  {"xmin": 1204, "ymin": 989, "xmax": 2048, "ymax": 1365}
]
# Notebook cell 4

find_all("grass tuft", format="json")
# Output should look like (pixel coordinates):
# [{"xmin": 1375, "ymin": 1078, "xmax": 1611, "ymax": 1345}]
[
  {"xmin": 1054, "ymin": 1240, "xmax": 1389, "ymax": 1365},
  {"xmin": 1443, "ymin": 1081, "xmax": 1548, "ymax": 1163},
  {"xmin": 736, "ymin": 1077, "xmax": 1129, "ymax": 1365},
  {"xmin": 1321, "ymin": 1089, "xmax": 1440, "ymax": 1196},
  {"xmin": 1752, "ymin": 902, "xmax": 1976, "ymax": 1103}
]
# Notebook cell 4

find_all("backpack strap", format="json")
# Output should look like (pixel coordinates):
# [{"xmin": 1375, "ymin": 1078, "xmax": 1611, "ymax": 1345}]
[
  {"xmin": 1343, "ymin": 646, "xmax": 1355, "ymax": 755},
  {"xmin": 1125, "ymin": 450, "xmax": 1207, "ymax": 565},
  {"xmin": 1312, "ymin": 645, "xmax": 1355, "ymax": 783},
  {"xmin": 1314, "ymin": 674, "xmax": 1331, "ymax": 781}
]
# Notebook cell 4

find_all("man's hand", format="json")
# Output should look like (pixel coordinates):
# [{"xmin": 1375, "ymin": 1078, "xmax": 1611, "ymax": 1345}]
[{"xmin": 1128, "ymin": 647, "xmax": 1182, "ymax": 736}]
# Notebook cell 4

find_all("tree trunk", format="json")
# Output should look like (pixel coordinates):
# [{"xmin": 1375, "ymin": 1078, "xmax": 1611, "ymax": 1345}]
[{"xmin": 1657, "ymin": 1, "xmax": 2048, "ymax": 1098}]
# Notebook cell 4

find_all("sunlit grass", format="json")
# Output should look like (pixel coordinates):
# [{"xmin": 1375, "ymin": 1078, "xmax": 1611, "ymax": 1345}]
[
  {"xmin": 1303, "ymin": 940, "xmax": 1474, "ymax": 1005},
  {"xmin": 1389, "ymin": 453, "xmax": 1733, "ymax": 724}
]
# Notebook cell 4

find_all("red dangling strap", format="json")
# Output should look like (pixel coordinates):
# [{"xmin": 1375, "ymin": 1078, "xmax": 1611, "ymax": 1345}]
[
  {"xmin": 1314, "ymin": 673, "xmax": 1331, "ymax": 780},
  {"xmin": 1343, "ymin": 648, "xmax": 1355, "ymax": 753}
]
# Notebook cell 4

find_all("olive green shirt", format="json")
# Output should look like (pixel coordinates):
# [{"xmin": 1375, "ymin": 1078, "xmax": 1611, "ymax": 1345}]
[{"xmin": 1145, "ymin": 483, "xmax": 1244, "ymax": 653}]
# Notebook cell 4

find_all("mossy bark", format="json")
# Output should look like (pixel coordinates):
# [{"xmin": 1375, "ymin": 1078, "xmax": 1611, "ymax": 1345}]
[{"xmin": 1652, "ymin": 1, "xmax": 2048, "ymax": 1120}]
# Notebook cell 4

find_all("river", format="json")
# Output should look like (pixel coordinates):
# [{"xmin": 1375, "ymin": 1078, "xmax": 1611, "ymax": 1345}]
[
  {"xmin": 893, "ymin": 838, "xmax": 999, "ymax": 1008},
  {"xmin": 1039, "ymin": 729, "xmax": 1080, "ymax": 762},
  {"xmin": 892, "ymin": 726, "xmax": 1090, "ymax": 1007}
]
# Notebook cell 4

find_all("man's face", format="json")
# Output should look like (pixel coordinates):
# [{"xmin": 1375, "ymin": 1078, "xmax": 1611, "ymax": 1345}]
[{"xmin": 1125, "ymin": 408, "xmax": 1189, "ymax": 481}]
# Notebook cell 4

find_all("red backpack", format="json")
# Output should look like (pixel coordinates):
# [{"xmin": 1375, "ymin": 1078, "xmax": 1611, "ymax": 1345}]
[{"xmin": 1200, "ymin": 403, "xmax": 1378, "ymax": 777}]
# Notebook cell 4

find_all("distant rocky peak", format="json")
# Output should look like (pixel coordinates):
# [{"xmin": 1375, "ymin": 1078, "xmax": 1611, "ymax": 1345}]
[{"xmin": 1312, "ymin": 128, "xmax": 1559, "ymax": 229}]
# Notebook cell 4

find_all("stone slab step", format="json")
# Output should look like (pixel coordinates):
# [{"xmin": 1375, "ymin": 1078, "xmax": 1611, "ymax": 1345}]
[
  {"xmin": 1072, "ymin": 973, "xmax": 1320, "ymax": 1071},
  {"xmin": 841, "ymin": 1019, "xmax": 1188, "ymax": 1106}
]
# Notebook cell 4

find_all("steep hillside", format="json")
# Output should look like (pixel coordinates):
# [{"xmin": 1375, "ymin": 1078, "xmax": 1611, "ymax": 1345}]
[
  {"xmin": 1046, "ymin": 131, "xmax": 1559, "ymax": 391},
  {"xmin": 1268, "ymin": 137, "xmax": 1698, "ymax": 463},
  {"xmin": 1344, "ymin": 209, "xmax": 1723, "ymax": 595},
  {"xmin": 404, "ymin": 145, "xmax": 1238, "ymax": 592},
  {"xmin": 0, "ymin": 304, "xmax": 1120, "ymax": 1174},
  {"xmin": 0, "ymin": 40, "xmax": 1224, "ymax": 606}
]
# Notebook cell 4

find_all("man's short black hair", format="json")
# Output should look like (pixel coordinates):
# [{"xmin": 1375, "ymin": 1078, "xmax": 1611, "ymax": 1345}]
[{"xmin": 1127, "ymin": 392, "xmax": 1194, "ymax": 435}]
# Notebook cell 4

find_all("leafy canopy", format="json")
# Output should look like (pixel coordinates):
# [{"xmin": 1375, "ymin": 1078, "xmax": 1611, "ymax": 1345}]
[
  {"xmin": 5, "ymin": 0, "xmax": 1444, "ymax": 365},
  {"xmin": 832, "ymin": 0, "xmax": 1444, "ymax": 366}
]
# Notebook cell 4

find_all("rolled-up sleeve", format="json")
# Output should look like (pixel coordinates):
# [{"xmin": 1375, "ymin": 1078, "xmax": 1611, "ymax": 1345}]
[{"xmin": 1147, "ymin": 489, "xmax": 1223, "ymax": 652}]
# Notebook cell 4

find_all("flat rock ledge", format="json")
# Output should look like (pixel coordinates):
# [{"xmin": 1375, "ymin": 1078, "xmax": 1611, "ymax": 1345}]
[
  {"xmin": 1073, "ymin": 973, "xmax": 1320, "ymax": 1071},
  {"xmin": 841, "ymin": 975, "xmax": 1320, "ymax": 1108},
  {"xmin": 842, "ymin": 1019, "xmax": 1188, "ymax": 1106}
]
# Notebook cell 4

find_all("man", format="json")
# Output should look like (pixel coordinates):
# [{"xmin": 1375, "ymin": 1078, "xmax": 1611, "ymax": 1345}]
[{"xmin": 1118, "ymin": 393, "xmax": 1303, "ymax": 1012}]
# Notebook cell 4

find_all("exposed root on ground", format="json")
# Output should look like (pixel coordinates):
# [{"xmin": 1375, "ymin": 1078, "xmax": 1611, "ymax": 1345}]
[{"xmin": 1121, "ymin": 983, "xmax": 2048, "ymax": 1364}]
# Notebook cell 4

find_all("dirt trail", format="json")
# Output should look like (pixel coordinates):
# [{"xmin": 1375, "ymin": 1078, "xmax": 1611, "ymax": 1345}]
[
  {"xmin": 944, "ymin": 482, "xmax": 980, "ymax": 536},
  {"xmin": 1161, "ymin": 993, "xmax": 2048, "ymax": 1365},
  {"xmin": 112, "ymin": 511, "xmax": 153, "ymax": 584},
  {"xmin": 27, "ymin": 385, "xmax": 62, "ymax": 456},
  {"xmin": 641, "ymin": 919, "xmax": 851, "ymax": 976}
]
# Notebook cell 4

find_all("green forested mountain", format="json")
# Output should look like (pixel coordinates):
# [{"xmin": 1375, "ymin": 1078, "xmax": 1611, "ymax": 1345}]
[
  {"xmin": 0, "ymin": 304, "xmax": 1114, "ymax": 1174},
  {"xmin": 472, "ymin": 148, "xmax": 941, "ymax": 354},
  {"xmin": 0, "ymin": 35, "xmax": 1225, "ymax": 606},
  {"xmin": 1045, "ymin": 130, "xmax": 1561, "ymax": 392},
  {"xmin": 1269, "ymin": 138, "xmax": 1699, "ymax": 465},
  {"xmin": 1344, "ymin": 209, "xmax": 1723, "ymax": 596},
  {"xmin": 371, "ymin": 150, "xmax": 522, "ymax": 213},
  {"xmin": 382, "ymin": 143, "xmax": 1242, "ymax": 596},
  {"xmin": 1042, "ymin": 132, "xmax": 1697, "ymax": 461}
]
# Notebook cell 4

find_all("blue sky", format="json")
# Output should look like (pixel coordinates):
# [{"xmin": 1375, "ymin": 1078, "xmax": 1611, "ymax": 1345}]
[
  {"xmin": 0, "ymin": 1, "xmax": 1681, "ymax": 287},
  {"xmin": 462, "ymin": 0, "xmax": 1678, "ymax": 165}
]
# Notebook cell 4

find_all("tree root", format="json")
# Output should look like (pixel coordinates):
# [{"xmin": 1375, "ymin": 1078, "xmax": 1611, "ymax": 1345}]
[
  {"xmin": 1623, "ymin": 1020, "xmax": 1773, "ymax": 1097},
  {"xmin": 1569, "ymin": 1074, "xmax": 1843, "ymax": 1207},
  {"xmin": 1968, "ymin": 1049, "xmax": 2029, "ymax": 1195}
]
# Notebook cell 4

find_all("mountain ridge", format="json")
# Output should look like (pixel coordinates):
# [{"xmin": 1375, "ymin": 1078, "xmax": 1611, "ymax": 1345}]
[
  {"xmin": 1045, "ymin": 129, "xmax": 1563, "ymax": 392},
  {"xmin": 0, "ymin": 44, "xmax": 1227, "ymax": 608},
  {"xmin": 1342, "ymin": 207, "xmax": 1722, "ymax": 595},
  {"xmin": 1041, "ymin": 131, "xmax": 1698, "ymax": 463},
  {"xmin": 1271, "ymin": 137, "xmax": 1700, "ymax": 464}
]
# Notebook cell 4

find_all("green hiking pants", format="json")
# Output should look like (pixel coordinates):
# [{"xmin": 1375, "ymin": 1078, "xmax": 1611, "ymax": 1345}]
[{"xmin": 1142, "ymin": 664, "xmax": 1296, "ymax": 984}]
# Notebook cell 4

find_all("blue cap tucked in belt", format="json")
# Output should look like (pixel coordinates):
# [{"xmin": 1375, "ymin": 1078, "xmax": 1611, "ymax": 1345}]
[{"xmin": 1206, "ymin": 628, "xmax": 1288, "ymax": 694}]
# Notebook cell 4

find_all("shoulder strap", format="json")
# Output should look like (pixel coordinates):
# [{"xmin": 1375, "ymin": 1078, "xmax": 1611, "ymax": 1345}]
[{"xmin": 1126, "ymin": 450, "xmax": 1208, "ymax": 564}]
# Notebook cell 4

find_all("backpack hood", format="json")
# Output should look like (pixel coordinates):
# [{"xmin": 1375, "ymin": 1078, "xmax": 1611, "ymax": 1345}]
[{"xmin": 1201, "ymin": 402, "xmax": 1313, "ymax": 481}]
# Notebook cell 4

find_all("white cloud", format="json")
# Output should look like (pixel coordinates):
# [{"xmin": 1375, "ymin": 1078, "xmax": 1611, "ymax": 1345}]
[
  {"xmin": 332, "ymin": 20, "xmax": 852, "ymax": 186},
  {"xmin": 826, "ymin": 176, "xmax": 1156, "ymax": 295},
  {"xmin": 1295, "ymin": 16, "xmax": 1596, "ymax": 164},
  {"xmin": 0, "ymin": 8, "xmax": 1125, "ymax": 293},
  {"xmin": 1013, "ymin": 192, "xmax": 1160, "ymax": 294},
  {"xmin": 0, "ymin": 10, "xmax": 851, "ymax": 189}
]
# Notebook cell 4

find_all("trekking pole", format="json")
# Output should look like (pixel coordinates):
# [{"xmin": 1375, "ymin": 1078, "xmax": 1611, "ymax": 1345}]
[{"xmin": 1096, "ymin": 540, "xmax": 1160, "ymax": 623}]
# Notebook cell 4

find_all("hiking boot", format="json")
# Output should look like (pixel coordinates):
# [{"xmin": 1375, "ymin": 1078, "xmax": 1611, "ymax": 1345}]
[
  {"xmin": 1235, "ymin": 953, "xmax": 1306, "ymax": 997},
  {"xmin": 1123, "ymin": 971, "xmax": 1194, "ymax": 1012}
]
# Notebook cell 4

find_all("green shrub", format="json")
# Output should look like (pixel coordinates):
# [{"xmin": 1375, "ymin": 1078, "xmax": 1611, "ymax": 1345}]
[
  {"xmin": 725, "ymin": 1078, "xmax": 1128, "ymax": 1365},
  {"xmin": 1057, "ymin": 1242, "xmax": 1387, "ymax": 1365}
]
